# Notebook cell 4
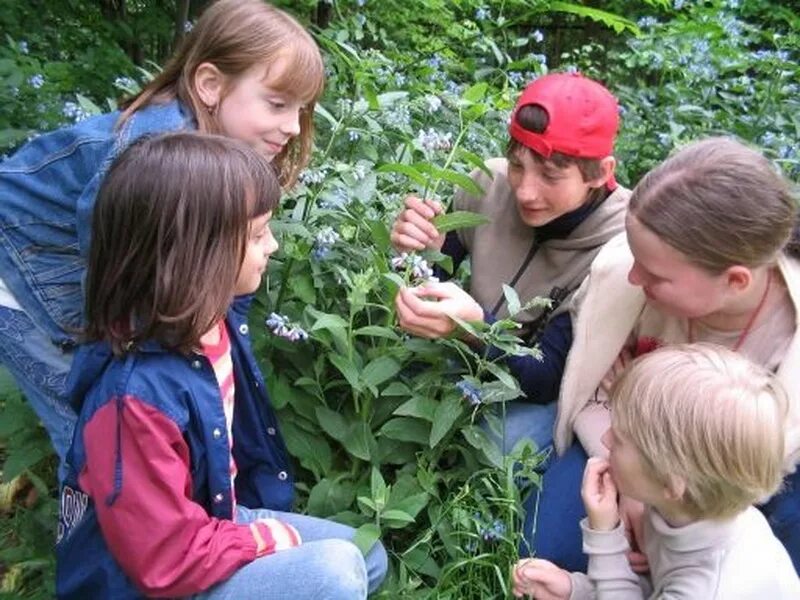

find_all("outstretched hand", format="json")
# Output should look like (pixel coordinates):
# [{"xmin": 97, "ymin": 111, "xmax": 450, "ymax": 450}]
[
  {"xmin": 390, "ymin": 196, "xmax": 445, "ymax": 252},
  {"xmin": 395, "ymin": 281, "xmax": 483, "ymax": 339},
  {"xmin": 512, "ymin": 558, "xmax": 572, "ymax": 600}
]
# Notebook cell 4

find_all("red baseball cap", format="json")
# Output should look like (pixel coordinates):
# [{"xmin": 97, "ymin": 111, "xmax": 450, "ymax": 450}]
[{"xmin": 508, "ymin": 72, "xmax": 619, "ymax": 161}]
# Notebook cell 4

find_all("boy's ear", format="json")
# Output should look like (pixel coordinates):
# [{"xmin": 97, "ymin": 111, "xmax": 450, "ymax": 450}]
[
  {"xmin": 194, "ymin": 62, "xmax": 226, "ymax": 108},
  {"xmin": 663, "ymin": 473, "xmax": 686, "ymax": 502},
  {"xmin": 587, "ymin": 156, "xmax": 617, "ymax": 189}
]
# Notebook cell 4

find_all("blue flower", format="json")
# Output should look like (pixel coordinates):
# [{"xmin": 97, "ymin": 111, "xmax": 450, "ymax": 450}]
[
  {"xmin": 475, "ymin": 7, "xmax": 490, "ymax": 21},
  {"xmin": 312, "ymin": 226, "xmax": 340, "ymax": 260},
  {"xmin": 531, "ymin": 30, "xmax": 544, "ymax": 43},
  {"xmin": 480, "ymin": 519, "xmax": 506, "ymax": 542},
  {"xmin": 265, "ymin": 313, "xmax": 309, "ymax": 342},
  {"xmin": 18, "ymin": 40, "xmax": 29, "ymax": 54},
  {"xmin": 391, "ymin": 252, "xmax": 435, "ymax": 282},
  {"xmin": 28, "ymin": 74, "xmax": 45, "ymax": 89},
  {"xmin": 456, "ymin": 380, "xmax": 482, "ymax": 406}
]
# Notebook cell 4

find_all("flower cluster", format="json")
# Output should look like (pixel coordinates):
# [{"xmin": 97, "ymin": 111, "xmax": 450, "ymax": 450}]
[
  {"xmin": 456, "ymin": 380, "xmax": 483, "ymax": 406},
  {"xmin": 312, "ymin": 226, "xmax": 340, "ymax": 260},
  {"xmin": 265, "ymin": 313, "xmax": 309, "ymax": 342},
  {"xmin": 416, "ymin": 128, "xmax": 452, "ymax": 153},
  {"xmin": 391, "ymin": 252, "xmax": 435, "ymax": 282},
  {"xmin": 62, "ymin": 101, "xmax": 91, "ymax": 123},
  {"xmin": 479, "ymin": 518, "xmax": 506, "ymax": 543},
  {"xmin": 28, "ymin": 74, "xmax": 45, "ymax": 89}
]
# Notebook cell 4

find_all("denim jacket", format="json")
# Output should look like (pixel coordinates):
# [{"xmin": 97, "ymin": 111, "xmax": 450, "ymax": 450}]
[
  {"xmin": 56, "ymin": 295, "xmax": 294, "ymax": 598},
  {"xmin": 0, "ymin": 101, "xmax": 194, "ymax": 348}
]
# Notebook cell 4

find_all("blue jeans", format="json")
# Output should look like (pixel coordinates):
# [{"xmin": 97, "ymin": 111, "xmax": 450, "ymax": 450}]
[
  {"xmin": 485, "ymin": 401, "xmax": 557, "ymax": 455},
  {"xmin": 194, "ymin": 505, "xmax": 388, "ymax": 599},
  {"xmin": 521, "ymin": 441, "xmax": 587, "ymax": 571},
  {"xmin": 759, "ymin": 467, "xmax": 800, "ymax": 575},
  {"xmin": 0, "ymin": 305, "xmax": 75, "ymax": 480}
]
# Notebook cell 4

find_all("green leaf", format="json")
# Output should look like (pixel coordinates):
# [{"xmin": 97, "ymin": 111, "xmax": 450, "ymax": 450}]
[
  {"xmin": 484, "ymin": 361, "xmax": 522, "ymax": 393},
  {"xmin": 550, "ymin": 1, "xmax": 639, "ymax": 34},
  {"xmin": 429, "ymin": 395, "xmax": 464, "ymax": 448},
  {"xmin": 381, "ymin": 509, "xmax": 416, "ymax": 527},
  {"xmin": 462, "ymin": 425, "xmax": 503, "ymax": 468},
  {"xmin": 309, "ymin": 311, "xmax": 349, "ymax": 333},
  {"xmin": 502, "ymin": 284, "xmax": 521, "ymax": 317},
  {"xmin": 342, "ymin": 421, "xmax": 374, "ymax": 461},
  {"xmin": 462, "ymin": 81, "xmax": 488, "ymax": 103},
  {"xmin": 381, "ymin": 381, "xmax": 411, "ymax": 397},
  {"xmin": 431, "ymin": 211, "xmax": 490, "ymax": 234},
  {"xmin": 315, "ymin": 406, "xmax": 349, "ymax": 442},
  {"xmin": 291, "ymin": 272, "xmax": 316, "ymax": 304},
  {"xmin": 281, "ymin": 421, "xmax": 332, "ymax": 478},
  {"xmin": 354, "ymin": 325, "xmax": 400, "ymax": 341},
  {"xmin": 386, "ymin": 491, "xmax": 429, "ymax": 519},
  {"xmin": 362, "ymin": 356, "xmax": 402, "ymax": 388},
  {"xmin": 377, "ymin": 163, "xmax": 428, "ymax": 187},
  {"xmin": 393, "ymin": 396, "xmax": 438, "ymax": 421},
  {"xmin": 314, "ymin": 102, "xmax": 337, "ymax": 127},
  {"xmin": 380, "ymin": 417, "xmax": 430, "ymax": 445},
  {"xmin": 353, "ymin": 523, "xmax": 381, "ymax": 556},
  {"xmin": 433, "ymin": 168, "xmax": 484, "ymax": 196},
  {"xmin": 371, "ymin": 467, "xmax": 388, "ymax": 507},
  {"xmin": 307, "ymin": 478, "xmax": 356, "ymax": 516},
  {"xmin": 329, "ymin": 353, "xmax": 362, "ymax": 391},
  {"xmin": 457, "ymin": 148, "xmax": 493, "ymax": 178}
]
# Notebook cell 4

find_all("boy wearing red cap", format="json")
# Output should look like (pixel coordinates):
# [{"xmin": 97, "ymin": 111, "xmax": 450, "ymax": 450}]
[{"xmin": 391, "ymin": 73, "xmax": 629, "ymax": 453}]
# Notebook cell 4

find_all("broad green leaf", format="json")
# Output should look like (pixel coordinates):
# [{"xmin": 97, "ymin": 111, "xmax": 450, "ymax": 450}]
[
  {"xmin": 377, "ymin": 163, "xmax": 428, "ymax": 187},
  {"xmin": 457, "ymin": 148, "xmax": 493, "ymax": 178},
  {"xmin": 551, "ymin": 1, "xmax": 638, "ymax": 34},
  {"xmin": 386, "ymin": 491, "xmax": 429, "ymax": 519},
  {"xmin": 309, "ymin": 311, "xmax": 349, "ymax": 333},
  {"xmin": 433, "ymin": 168, "xmax": 484, "ymax": 196},
  {"xmin": 462, "ymin": 81, "xmax": 488, "ymax": 103},
  {"xmin": 379, "ymin": 417, "xmax": 430, "ymax": 445},
  {"xmin": 307, "ymin": 478, "xmax": 356, "ymax": 517},
  {"xmin": 362, "ymin": 356, "xmax": 402, "ymax": 388},
  {"xmin": 354, "ymin": 325, "xmax": 399, "ymax": 341},
  {"xmin": 462, "ymin": 425, "xmax": 503, "ymax": 468},
  {"xmin": 315, "ymin": 406, "xmax": 349, "ymax": 442},
  {"xmin": 381, "ymin": 509, "xmax": 416, "ymax": 527},
  {"xmin": 381, "ymin": 381, "xmax": 411, "ymax": 397},
  {"xmin": 281, "ymin": 421, "xmax": 332, "ymax": 477},
  {"xmin": 431, "ymin": 211, "xmax": 490, "ymax": 234},
  {"xmin": 393, "ymin": 396, "xmax": 438, "ymax": 421},
  {"xmin": 484, "ymin": 361, "xmax": 522, "ymax": 393},
  {"xmin": 329, "ymin": 353, "xmax": 362, "ymax": 391},
  {"xmin": 353, "ymin": 523, "xmax": 381, "ymax": 556},
  {"xmin": 291, "ymin": 272, "xmax": 316, "ymax": 304},
  {"xmin": 342, "ymin": 421, "xmax": 373, "ymax": 461},
  {"xmin": 429, "ymin": 395, "xmax": 464, "ymax": 448}
]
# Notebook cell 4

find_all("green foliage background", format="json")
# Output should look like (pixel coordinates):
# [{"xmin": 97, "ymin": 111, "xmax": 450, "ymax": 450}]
[{"xmin": 1, "ymin": 0, "xmax": 799, "ymax": 597}]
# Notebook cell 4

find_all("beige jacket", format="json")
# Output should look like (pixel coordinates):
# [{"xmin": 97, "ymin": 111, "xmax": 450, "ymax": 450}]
[{"xmin": 554, "ymin": 232, "xmax": 800, "ymax": 472}]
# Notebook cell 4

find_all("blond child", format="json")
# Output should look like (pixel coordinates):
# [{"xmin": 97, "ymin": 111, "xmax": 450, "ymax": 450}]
[{"xmin": 513, "ymin": 344, "xmax": 800, "ymax": 599}]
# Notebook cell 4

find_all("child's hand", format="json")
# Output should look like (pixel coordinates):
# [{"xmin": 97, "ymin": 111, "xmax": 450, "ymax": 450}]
[
  {"xmin": 251, "ymin": 518, "xmax": 302, "ymax": 555},
  {"xmin": 581, "ymin": 456, "xmax": 619, "ymax": 531},
  {"xmin": 390, "ymin": 196, "xmax": 445, "ymax": 252},
  {"xmin": 512, "ymin": 558, "xmax": 572, "ymax": 599}
]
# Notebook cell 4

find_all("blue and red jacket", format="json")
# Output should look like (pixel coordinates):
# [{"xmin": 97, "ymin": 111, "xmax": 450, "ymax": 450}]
[{"xmin": 56, "ymin": 296, "xmax": 293, "ymax": 598}]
